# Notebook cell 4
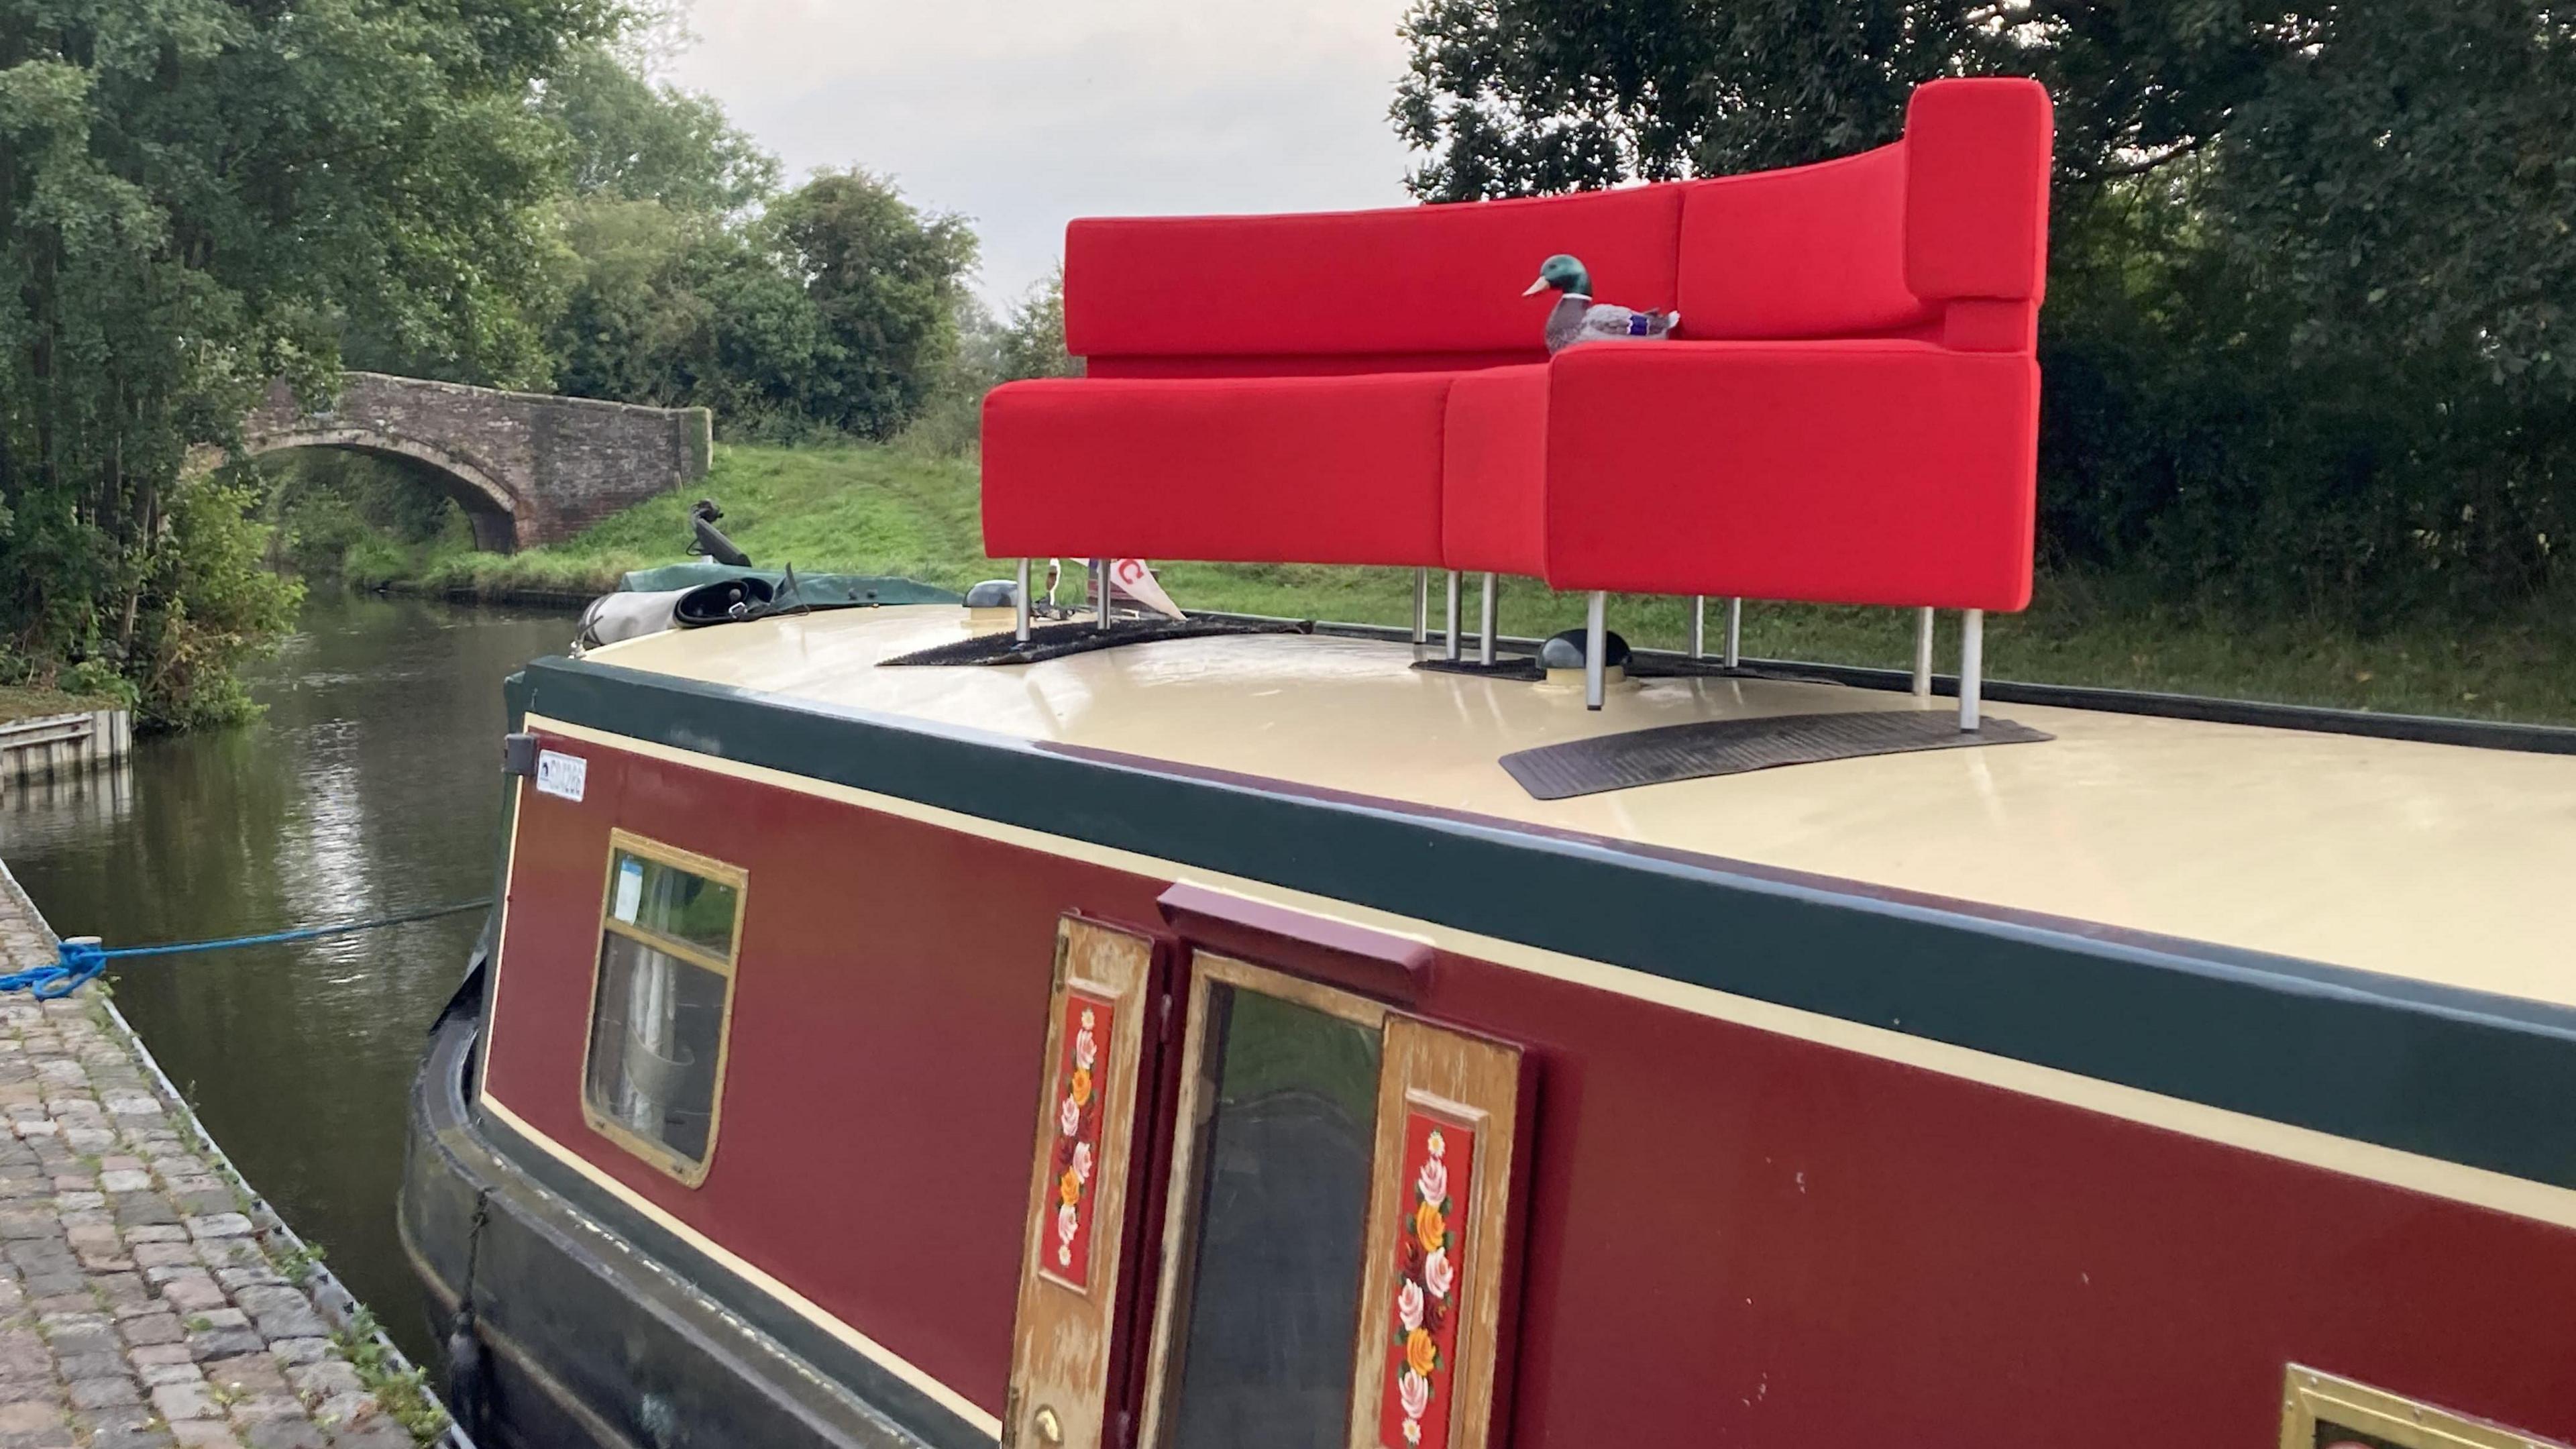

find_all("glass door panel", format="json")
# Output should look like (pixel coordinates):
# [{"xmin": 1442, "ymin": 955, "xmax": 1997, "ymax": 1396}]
[{"xmin": 1162, "ymin": 971, "xmax": 1385, "ymax": 1449}]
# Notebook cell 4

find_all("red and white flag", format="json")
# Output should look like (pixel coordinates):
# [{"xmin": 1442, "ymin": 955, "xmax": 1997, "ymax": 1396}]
[{"xmin": 1100, "ymin": 558, "xmax": 1185, "ymax": 621}]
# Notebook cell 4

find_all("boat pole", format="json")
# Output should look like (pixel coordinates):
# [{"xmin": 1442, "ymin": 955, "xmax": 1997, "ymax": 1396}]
[
  {"xmin": 1959, "ymin": 609, "xmax": 1984, "ymax": 731},
  {"xmin": 1014, "ymin": 558, "xmax": 1032, "ymax": 643},
  {"xmin": 1723, "ymin": 598, "xmax": 1742, "ymax": 669},
  {"xmin": 1412, "ymin": 569, "xmax": 1430, "ymax": 647},
  {"xmin": 1444, "ymin": 571, "xmax": 1463, "ymax": 661},
  {"xmin": 1093, "ymin": 558, "xmax": 1112, "ymax": 633},
  {"xmin": 1585, "ymin": 592, "xmax": 1607, "ymax": 710},
  {"xmin": 1688, "ymin": 596, "xmax": 1705, "ymax": 659},
  {"xmin": 1912, "ymin": 606, "xmax": 1934, "ymax": 698},
  {"xmin": 1478, "ymin": 574, "xmax": 1498, "ymax": 665}
]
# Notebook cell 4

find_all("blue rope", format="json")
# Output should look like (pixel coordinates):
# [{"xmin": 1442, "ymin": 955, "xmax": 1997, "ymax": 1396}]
[{"xmin": 2, "ymin": 898, "xmax": 494, "ymax": 1001}]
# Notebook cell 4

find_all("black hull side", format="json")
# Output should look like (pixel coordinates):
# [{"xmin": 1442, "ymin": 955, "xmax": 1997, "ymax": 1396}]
[{"xmin": 399, "ymin": 1003, "xmax": 937, "ymax": 1449}]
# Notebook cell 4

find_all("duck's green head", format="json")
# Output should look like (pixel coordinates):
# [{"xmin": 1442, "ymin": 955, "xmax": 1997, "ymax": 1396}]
[{"xmin": 1521, "ymin": 254, "xmax": 1591, "ymax": 299}]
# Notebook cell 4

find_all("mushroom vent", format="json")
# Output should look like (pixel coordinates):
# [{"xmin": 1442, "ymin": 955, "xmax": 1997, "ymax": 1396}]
[{"xmin": 672, "ymin": 575, "xmax": 777, "ymax": 627}]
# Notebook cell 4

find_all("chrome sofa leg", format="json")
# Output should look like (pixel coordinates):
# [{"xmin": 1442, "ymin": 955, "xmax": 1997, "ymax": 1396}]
[
  {"xmin": 1444, "ymin": 570, "xmax": 1462, "ymax": 661},
  {"xmin": 1014, "ymin": 558, "xmax": 1031, "ymax": 642},
  {"xmin": 1479, "ymin": 574, "xmax": 1498, "ymax": 665},
  {"xmin": 1585, "ymin": 592, "xmax": 1607, "ymax": 710},
  {"xmin": 1412, "ymin": 568, "xmax": 1429, "ymax": 646},
  {"xmin": 1688, "ymin": 596, "xmax": 1705, "ymax": 659},
  {"xmin": 1913, "ymin": 606, "xmax": 1934, "ymax": 698},
  {"xmin": 1959, "ymin": 608, "xmax": 1984, "ymax": 731},
  {"xmin": 1723, "ymin": 598, "xmax": 1742, "ymax": 668},
  {"xmin": 1093, "ymin": 558, "xmax": 1112, "ymax": 631}
]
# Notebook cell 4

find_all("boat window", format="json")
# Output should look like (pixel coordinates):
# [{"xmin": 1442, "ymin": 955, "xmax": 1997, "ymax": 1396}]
[
  {"xmin": 1126, "ymin": 953, "xmax": 1527, "ymax": 1449},
  {"xmin": 579, "ymin": 830, "xmax": 745, "ymax": 1185},
  {"xmin": 1163, "ymin": 981, "xmax": 1384, "ymax": 1449}
]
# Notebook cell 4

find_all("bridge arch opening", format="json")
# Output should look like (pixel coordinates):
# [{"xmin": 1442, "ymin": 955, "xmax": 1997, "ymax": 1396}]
[{"xmin": 244, "ymin": 433, "xmax": 520, "ymax": 553}]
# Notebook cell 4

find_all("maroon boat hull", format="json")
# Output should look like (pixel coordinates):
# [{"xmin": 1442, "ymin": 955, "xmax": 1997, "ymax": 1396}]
[{"xmin": 455, "ymin": 718, "xmax": 2576, "ymax": 1446}]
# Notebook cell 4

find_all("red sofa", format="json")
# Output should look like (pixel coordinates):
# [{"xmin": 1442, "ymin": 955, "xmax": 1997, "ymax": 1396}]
[{"xmin": 981, "ymin": 76, "xmax": 2051, "ymax": 636}]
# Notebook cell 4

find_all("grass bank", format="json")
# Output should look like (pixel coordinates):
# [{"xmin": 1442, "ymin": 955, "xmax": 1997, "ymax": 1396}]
[
  {"xmin": 386, "ymin": 442, "xmax": 2576, "ymax": 726},
  {"xmin": 0, "ymin": 685, "xmax": 119, "ymax": 727}
]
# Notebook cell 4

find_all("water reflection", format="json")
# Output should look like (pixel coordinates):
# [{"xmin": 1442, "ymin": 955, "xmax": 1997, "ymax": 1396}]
[
  {"xmin": 0, "ymin": 759, "xmax": 132, "ymax": 831},
  {"xmin": 0, "ymin": 592, "xmax": 574, "ymax": 1362}
]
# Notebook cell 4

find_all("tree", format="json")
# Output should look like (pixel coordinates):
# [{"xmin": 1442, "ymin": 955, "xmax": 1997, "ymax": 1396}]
[
  {"xmin": 1391, "ymin": 0, "xmax": 2296, "ymax": 202},
  {"xmin": 1, "ymin": 0, "xmax": 619, "ymax": 724},
  {"xmin": 763, "ymin": 170, "xmax": 980, "ymax": 439},
  {"xmin": 534, "ymin": 61, "xmax": 979, "ymax": 443},
  {"xmin": 1389, "ymin": 0, "xmax": 2576, "ymax": 616},
  {"xmin": 541, "ymin": 43, "xmax": 780, "ymax": 216},
  {"xmin": 993, "ymin": 268, "xmax": 1079, "ymax": 384}
]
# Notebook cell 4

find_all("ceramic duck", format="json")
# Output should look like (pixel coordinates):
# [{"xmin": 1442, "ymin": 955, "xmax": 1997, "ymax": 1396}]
[{"xmin": 1523, "ymin": 254, "xmax": 1680, "ymax": 354}]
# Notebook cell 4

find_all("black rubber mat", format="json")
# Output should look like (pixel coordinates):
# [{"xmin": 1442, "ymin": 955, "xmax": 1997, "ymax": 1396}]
[
  {"xmin": 879, "ymin": 617, "xmax": 1307, "ymax": 667},
  {"xmin": 1500, "ymin": 710, "xmax": 2053, "ymax": 800},
  {"xmin": 1413, "ymin": 656, "xmax": 1544, "ymax": 680}
]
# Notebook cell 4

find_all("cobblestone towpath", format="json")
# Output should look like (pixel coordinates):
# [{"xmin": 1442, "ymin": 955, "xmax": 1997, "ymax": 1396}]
[{"xmin": 0, "ymin": 862, "xmax": 443, "ymax": 1449}]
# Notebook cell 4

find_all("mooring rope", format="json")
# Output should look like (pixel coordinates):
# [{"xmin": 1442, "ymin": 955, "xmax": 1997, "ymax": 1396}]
[{"xmin": 2, "ymin": 898, "xmax": 495, "ymax": 1001}]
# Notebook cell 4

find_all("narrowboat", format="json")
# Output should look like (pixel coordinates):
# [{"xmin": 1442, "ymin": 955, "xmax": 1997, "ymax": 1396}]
[{"xmin": 401, "ymin": 74, "xmax": 2576, "ymax": 1449}]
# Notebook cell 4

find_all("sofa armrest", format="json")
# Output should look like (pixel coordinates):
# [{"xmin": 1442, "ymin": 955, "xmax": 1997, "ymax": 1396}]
[
  {"xmin": 1904, "ymin": 77, "xmax": 2053, "ymax": 305},
  {"xmin": 1542, "ymin": 341, "xmax": 2038, "ymax": 611}
]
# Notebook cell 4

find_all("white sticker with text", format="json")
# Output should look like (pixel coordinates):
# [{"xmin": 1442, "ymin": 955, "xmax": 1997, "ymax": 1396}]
[{"xmin": 535, "ymin": 749, "xmax": 587, "ymax": 803}]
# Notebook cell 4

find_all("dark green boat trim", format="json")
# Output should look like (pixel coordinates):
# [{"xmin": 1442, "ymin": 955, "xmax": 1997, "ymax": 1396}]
[{"xmin": 516, "ymin": 653, "xmax": 2576, "ymax": 1195}]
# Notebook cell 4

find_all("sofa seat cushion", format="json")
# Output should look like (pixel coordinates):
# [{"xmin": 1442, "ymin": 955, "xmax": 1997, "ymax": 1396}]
[
  {"xmin": 981, "ymin": 372, "xmax": 1454, "ymax": 566},
  {"xmin": 1441, "ymin": 364, "xmax": 1550, "ymax": 578},
  {"xmin": 1544, "ymin": 340, "xmax": 2039, "ymax": 610}
]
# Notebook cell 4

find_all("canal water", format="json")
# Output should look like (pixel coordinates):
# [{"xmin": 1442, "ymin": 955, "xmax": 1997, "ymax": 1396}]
[{"xmin": 0, "ymin": 592, "xmax": 576, "ymax": 1364}]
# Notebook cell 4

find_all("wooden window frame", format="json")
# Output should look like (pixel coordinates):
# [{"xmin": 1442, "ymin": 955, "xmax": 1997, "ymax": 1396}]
[
  {"xmin": 577, "ymin": 827, "xmax": 748, "ymax": 1187},
  {"xmin": 2282, "ymin": 1366, "xmax": 2568, "ymax": 1449}
]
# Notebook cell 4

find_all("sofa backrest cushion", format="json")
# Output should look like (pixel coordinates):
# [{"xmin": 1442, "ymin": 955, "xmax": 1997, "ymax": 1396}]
[
  {"xmin": 1674, "ymin": 144, "xmax": 1935, "ymax": 341},
  {"xmin": 1063, "ymin": 185, "xmax": 1682, "ymax": 364},
  {"xmin": 1062, "ymin": 76, "xmax": 2050, "ymax": 368}
]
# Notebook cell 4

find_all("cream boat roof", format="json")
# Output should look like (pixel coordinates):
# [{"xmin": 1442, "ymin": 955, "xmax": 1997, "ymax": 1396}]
[{"xmin": 589, "ymin": 606, "xmax": 2576, "ymax": 1008}]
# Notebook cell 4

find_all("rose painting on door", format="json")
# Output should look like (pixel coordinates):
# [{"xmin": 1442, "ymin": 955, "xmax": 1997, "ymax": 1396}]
[{"xmin": 1039, "ymin": 990, "xmax": 1115, "ymax": 1291}]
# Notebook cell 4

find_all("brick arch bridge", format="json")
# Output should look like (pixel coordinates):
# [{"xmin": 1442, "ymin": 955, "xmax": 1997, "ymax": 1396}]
[{"xmin": 241, "ymin": 372, "xmax": 712, "ymax": 551}]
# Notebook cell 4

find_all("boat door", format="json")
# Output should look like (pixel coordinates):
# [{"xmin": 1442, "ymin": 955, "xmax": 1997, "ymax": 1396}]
[
  {"xmin": 1004, "ymin": 916, "xmax": 1162, "ymax": 1449},
  {"xmin": 1002, "ymin": 899, "xmax": 1529, "ymax": 1449}
]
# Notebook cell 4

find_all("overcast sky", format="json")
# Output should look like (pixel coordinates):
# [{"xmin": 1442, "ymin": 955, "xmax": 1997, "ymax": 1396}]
[{"xmin": 666, "ymin": 0, "xmax": 1422, "ymax": 313}]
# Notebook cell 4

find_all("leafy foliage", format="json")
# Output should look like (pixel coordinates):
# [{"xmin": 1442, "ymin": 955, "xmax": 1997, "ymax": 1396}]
[
  {"xmin": 134, "ymin": 476, "xmax": 304, "ymax": 729},
  {"xmin": 991, "ymin": 267, "xmax": 1079, "ymax": 385},
  {"xmin": 1393, "ymin": 0, "xmax": 2576, "ymax": 617},
  {"xmin": 541, "ymin": 44, "xmax": 780, "ymax": 216},
  {"xmin": 539, "ymin": 58, "xmax": 981, "ymax": 443},
  {"xmin": 762, "ymin": 170, "xmax": 981, "ymax": 439},
  {"xmin": 263, "ymin": 449, "xmax": 472, "ymax": 580},
  {"xmin": 0, "ymin": 0, "xmax": 615, "ymax": 726}
]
